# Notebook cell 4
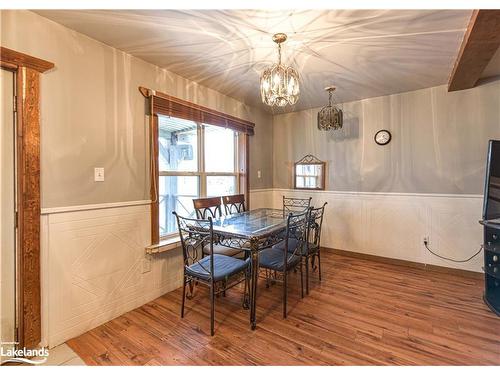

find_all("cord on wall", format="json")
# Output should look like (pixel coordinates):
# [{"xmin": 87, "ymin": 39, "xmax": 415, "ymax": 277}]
[{"xmin": 423, "ymin": 239, "xmax": 483, "ymax": 263}]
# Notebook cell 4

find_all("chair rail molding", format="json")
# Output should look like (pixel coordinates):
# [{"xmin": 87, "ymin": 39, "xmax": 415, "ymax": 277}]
[{"xmin": 41, "ymin": 200, "xmax": 152, "ymax": 215}]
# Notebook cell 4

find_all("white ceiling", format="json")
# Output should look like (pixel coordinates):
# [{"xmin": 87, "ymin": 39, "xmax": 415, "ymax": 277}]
[{"xmin": 35, "ymin": 9, "xmax": 475, "ymax": 113}]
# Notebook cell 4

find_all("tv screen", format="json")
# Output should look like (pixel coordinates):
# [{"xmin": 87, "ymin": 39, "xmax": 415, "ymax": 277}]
[{"xmin": 483, "ymin": 140, "xmax": 500, "ymax": 220}]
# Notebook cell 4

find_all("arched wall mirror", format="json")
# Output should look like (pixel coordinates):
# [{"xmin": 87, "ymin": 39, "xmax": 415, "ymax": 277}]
[{"xmin": 294, "ymin": 154, "xmax": 326, "ymax": 190}]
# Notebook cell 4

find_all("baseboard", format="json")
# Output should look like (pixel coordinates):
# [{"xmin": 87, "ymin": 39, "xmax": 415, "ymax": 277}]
[{"xmin": 326, "ymin": 247, "xmax": 483, "ymax": 279}]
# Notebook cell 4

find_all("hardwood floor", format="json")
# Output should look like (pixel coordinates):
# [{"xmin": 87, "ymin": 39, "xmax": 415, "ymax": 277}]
[{"xmin": 66, "ymin": 250, "xmax": 500, "ymax": 365}]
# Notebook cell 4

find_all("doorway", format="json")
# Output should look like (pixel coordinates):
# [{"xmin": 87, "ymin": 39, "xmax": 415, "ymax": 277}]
[{"xmin": 0, "ymin": 68, "xmax": 17, "ymax": 361}]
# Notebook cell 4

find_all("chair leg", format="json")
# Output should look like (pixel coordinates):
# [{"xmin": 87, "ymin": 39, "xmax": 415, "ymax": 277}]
[
  {"xmin": 187, "ymin": 279, "xmax": 194, "ymax": 299},
  {"xmin": 305, "ymin": 255, "xmax": 310, "ymax": 295},
  {"xmin": 181, "ymin": 276, "xmax": 186, "ymax": 318},
  {"xmin": 318, "ymin": 249, "xmax": 322, "ymax": 281},
  {"xmin": 300, "ymin": 259, "xmax": 304, "ymax": 299},
  {"xmin": 210, "ymin": 282, "xmax": 215, "ymax": 336},
  {"xmin": 283, "ymin": 271, "xmax": 288, "ymax": 319},
  {"xmin": 242, "ymin": 270, "xmax": 250, "ymax": 309}
]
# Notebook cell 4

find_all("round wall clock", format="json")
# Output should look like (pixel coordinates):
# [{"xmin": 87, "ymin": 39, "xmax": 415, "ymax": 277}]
[{"xmin": 374, "ymin": 130, "xmax": 392, "ymax": 145}]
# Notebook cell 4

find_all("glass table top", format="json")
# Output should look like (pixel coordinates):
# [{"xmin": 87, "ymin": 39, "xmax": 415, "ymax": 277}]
[{"xmin": 212, "ymin": 208, "xmax": 287, "ymax": 238}]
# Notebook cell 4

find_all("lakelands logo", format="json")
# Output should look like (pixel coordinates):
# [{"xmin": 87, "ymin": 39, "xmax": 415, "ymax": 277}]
[{"xmin": 1, "ymin": 342, "xmax": 49, "ymax": 365}]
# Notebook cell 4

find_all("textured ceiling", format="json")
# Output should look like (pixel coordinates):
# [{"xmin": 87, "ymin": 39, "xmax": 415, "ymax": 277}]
[{"xmin": 35, "ymin": 9, "xmax": 474, "ymax": 113}]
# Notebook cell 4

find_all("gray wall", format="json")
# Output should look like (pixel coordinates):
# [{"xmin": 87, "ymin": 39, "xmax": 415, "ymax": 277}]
[
  {"xmin": 249, "ymin": 109, "xmax": 274, "ymax": 189},
  {"xmin": 273, "ymin": 80, "xmax": 500, "ymax": 194},
  {"xmin": 1, "ymin": 10, "xmax": 273, "ymax": 207},
  {"xmin": 4, "ymin": 10, "xmax": 499, "ymax": 202}
]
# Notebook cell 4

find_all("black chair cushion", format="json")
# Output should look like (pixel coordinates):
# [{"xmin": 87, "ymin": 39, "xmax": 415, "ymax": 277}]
[
  {"xmin": 259, "ymin": 248, "xmax": 300, "ymax": 271},
  {"xmin": 305, "ymin": 242, "xmax": 320, "ymax": 255},
  {"xmin": 186, "ymin": 254, "xmax": 249, "ymax": 281},
  {"xmin": 272, "ymin": 239, "xmax": 320, "ymax": 256},
  {"xmin": 272, "ymin": 238, "xmax": 302, "ymax": 254},
  {"xmin": 203, "ymin": 243, "xmax": 245, "ymax": 258}
]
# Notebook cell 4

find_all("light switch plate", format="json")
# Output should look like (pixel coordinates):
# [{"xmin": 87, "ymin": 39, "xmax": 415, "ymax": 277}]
[{"xmin": 94, "ymin": 167, "xmax": 104, "ymax": 182}]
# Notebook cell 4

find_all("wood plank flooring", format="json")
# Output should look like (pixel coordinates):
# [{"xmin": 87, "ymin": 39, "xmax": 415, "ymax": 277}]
[{"xmin": 66, "ymin": 251, "xmax": 500, "ymax": 365}]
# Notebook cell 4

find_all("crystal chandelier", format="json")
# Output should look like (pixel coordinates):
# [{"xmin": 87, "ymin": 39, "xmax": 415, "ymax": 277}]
[
  {"xmin": 260, "ymin": 33, "xmax": 300, "ymax": 107},
  {"xmin": 317, "ymin": 86, "xmax": 343, "ymax": 131}
]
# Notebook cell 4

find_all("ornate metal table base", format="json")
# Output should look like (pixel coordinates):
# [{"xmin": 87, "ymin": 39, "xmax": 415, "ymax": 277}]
[{"xmin": 214, "ymin": 209, "xmax": 286, "ymax": 330}]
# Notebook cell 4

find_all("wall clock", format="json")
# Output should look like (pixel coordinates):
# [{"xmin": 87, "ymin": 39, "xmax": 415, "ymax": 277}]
[{"xmin": 374, "ymin": 130, "xmax": 392, "ymax": 145}]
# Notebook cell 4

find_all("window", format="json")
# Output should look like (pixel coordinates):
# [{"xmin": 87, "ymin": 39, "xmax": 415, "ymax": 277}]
[
  {"xmin": 141, "ymin": 87, "xmax": 253, "ymax": 245},
  {"xmin": 158, "ymin": 116, "xmax": 240, "ymax": 238}
]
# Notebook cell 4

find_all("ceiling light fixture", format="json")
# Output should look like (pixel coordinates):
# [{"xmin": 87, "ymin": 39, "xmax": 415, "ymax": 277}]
[
  {"xmin": 260, "ymin": 33, "xmax": 300, "ymax": 107},
  {"xmin": 317, "ymin": 86, "xmax": 343, "ymax": 131}
]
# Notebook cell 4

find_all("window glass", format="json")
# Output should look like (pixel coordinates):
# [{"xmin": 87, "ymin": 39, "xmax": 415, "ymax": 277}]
[
  {"xmin": 204, "ymin": 124, "xmax": 235, "ymax": 172},
  {"xmin": 157, "ymin": 116, "xmax": 241, "ymax": 238},
  {"xmin": 159, "ymin": 116, "xmax": 198, "ymax": 172},
  {"xmin": 159, "ymin": 176, "xmax": 199, "ymax": 236},
  {"xmin": 207, "ymin": 176, "xmax": 236, "ymax": 197}
]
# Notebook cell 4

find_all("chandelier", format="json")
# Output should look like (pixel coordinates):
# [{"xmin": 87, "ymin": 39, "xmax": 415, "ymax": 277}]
[
  {"xmin": 317, "ymin": 86, "xmax": 343, "ymax": 131},
  {"xmin": 260, "ymin": 33, "xmax": 300, "ymax": 107}
]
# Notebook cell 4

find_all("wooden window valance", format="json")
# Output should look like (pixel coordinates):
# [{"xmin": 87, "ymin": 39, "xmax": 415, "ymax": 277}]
[{"xmin": 139, "ymin": 86, "xmax": 255, "ymax": 135}]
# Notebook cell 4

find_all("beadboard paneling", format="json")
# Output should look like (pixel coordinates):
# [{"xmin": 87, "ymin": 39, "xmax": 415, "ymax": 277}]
[
  {"xmin": 251, "ymin": 189, "xmax": 483, "ymax": 273},
  {"xmin": 42, "ymin": 203, "xmax": 182, "ymax": 347}
]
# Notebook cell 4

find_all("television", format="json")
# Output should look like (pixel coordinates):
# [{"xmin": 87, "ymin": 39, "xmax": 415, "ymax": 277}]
[{"xmin": 482, "ymin": 140, "xmax": 500, "ymax": 221}]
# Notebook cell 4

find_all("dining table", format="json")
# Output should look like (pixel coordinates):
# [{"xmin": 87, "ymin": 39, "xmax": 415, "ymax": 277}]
[{"xmin": 211, "ymin": 208, "xmax": 288, "ymax": 330}]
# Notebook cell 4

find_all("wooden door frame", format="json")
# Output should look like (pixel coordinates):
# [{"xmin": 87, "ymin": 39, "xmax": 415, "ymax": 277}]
[{"xmin": 1, "ymin": 46, "xmax": 54, "ymax": 349}]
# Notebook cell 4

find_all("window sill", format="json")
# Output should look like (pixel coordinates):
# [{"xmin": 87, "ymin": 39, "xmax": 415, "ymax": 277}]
[{"xmin": 145, "ymin": 236, "xmax": 181, "ymax": 255}]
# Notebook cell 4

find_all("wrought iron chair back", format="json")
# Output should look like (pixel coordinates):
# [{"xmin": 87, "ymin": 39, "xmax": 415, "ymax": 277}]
[
  {"xmin": 283, "ymin": 196, "xmax": 312, "ymax": 215},
  {"xmin": 306, "ymin": 203, "xmax": 327, "ymax": 252},
  {"xmin": 174, "ymin": 212, "xmax": 215, "ymax": 273},
  {"xmin": 173, "ymin": 211, "xmax": 249, "ymax": 336},
  {"xmin": 283, "ymin": 210, "xmax": 308, "ymax": 266},
  {"xmin": 222, "ymin": 194, "xmax": 246, "ymax": 215},
  {"xmin": 301, "ymin": 202, "xmax": 328, "ymax": 294},
  {"xmin": 193, "ymin": 196, "xmax": 223, "ymax": 219},
  {"xmin": 260, "ymin": 209, "xmax": 308, "ymax": 318}
]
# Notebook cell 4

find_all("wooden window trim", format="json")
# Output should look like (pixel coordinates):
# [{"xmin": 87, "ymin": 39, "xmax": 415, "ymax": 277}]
[
  {"xmin": 140, "ymin": 87, "xmax": 253, "ymax": 245},
  {"xmin": 1, "ymin": 46, "xmax": 54, "ymax": 349},
  {"xmin": 139, "ymin": 86, "xmax": 255, "ymax": 136}
]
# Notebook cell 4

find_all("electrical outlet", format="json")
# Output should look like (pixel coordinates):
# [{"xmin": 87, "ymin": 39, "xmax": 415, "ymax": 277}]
[
  {"xmin": 423, "ymin": 236, "xmax": 430, "ymax": 245},
  {"xmin": 257, "ymin": 170, "xmax": 262, "ymax": 179},
  {"xmin": 94, "ymin": 167, "xmax": 104, "ymax": 182},
  {"xmin": 142, "ymin": 257, "xmax": 151, "ymax": 273}
]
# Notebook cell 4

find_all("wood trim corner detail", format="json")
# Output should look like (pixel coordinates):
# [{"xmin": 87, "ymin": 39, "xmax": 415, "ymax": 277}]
[
  {"xmin": 448, "ymin": 10, "xmax": 500, "ymax": 91},
  {"xmin": 1, "ymin": 46, "xmax": 54, "ymax": 73}
]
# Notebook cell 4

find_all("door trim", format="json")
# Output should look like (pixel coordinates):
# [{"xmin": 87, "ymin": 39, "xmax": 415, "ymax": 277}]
[{"xmin": 1, "ymin": 46, "xmax": 53, "ymax": 349}]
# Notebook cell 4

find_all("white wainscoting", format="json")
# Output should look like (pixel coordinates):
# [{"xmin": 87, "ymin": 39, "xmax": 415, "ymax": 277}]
[
  {"xmin": 41, "ymin": 191, "xmax": 483, "ymax": 347},
  {"xmin": 250, "ymin": 188, "xmax": 484, "ymax": 273},
  {"xmin": 41, "ymin": 202, "xmax": 183, "ymax": 348}
]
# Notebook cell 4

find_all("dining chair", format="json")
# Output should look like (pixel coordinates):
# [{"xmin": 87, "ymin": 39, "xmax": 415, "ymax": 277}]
[
  {"xmin": 283, "ymin": 196, "xmax": 312, "ymax": 215},
  {"xmin": 193, "ymin": 197, "xmax": 243, "ymax": 258},
  {"xmin": 303, "ymin": 203, "xmax": 327, "ymax": 294},
  {"xmin": 222, "ymin": 194, "xmax": 246, "ymax": 215},
  {"xmin": 173, "ymin": 212, "xmax": 250, "ymax": 336},
  {"xmin": 259, "ymin": 210, "xmax": 308, "ymax": 318},
  {"xmin": 193, "ymin": 196, "xmax": 223, "ymax": 219}
]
